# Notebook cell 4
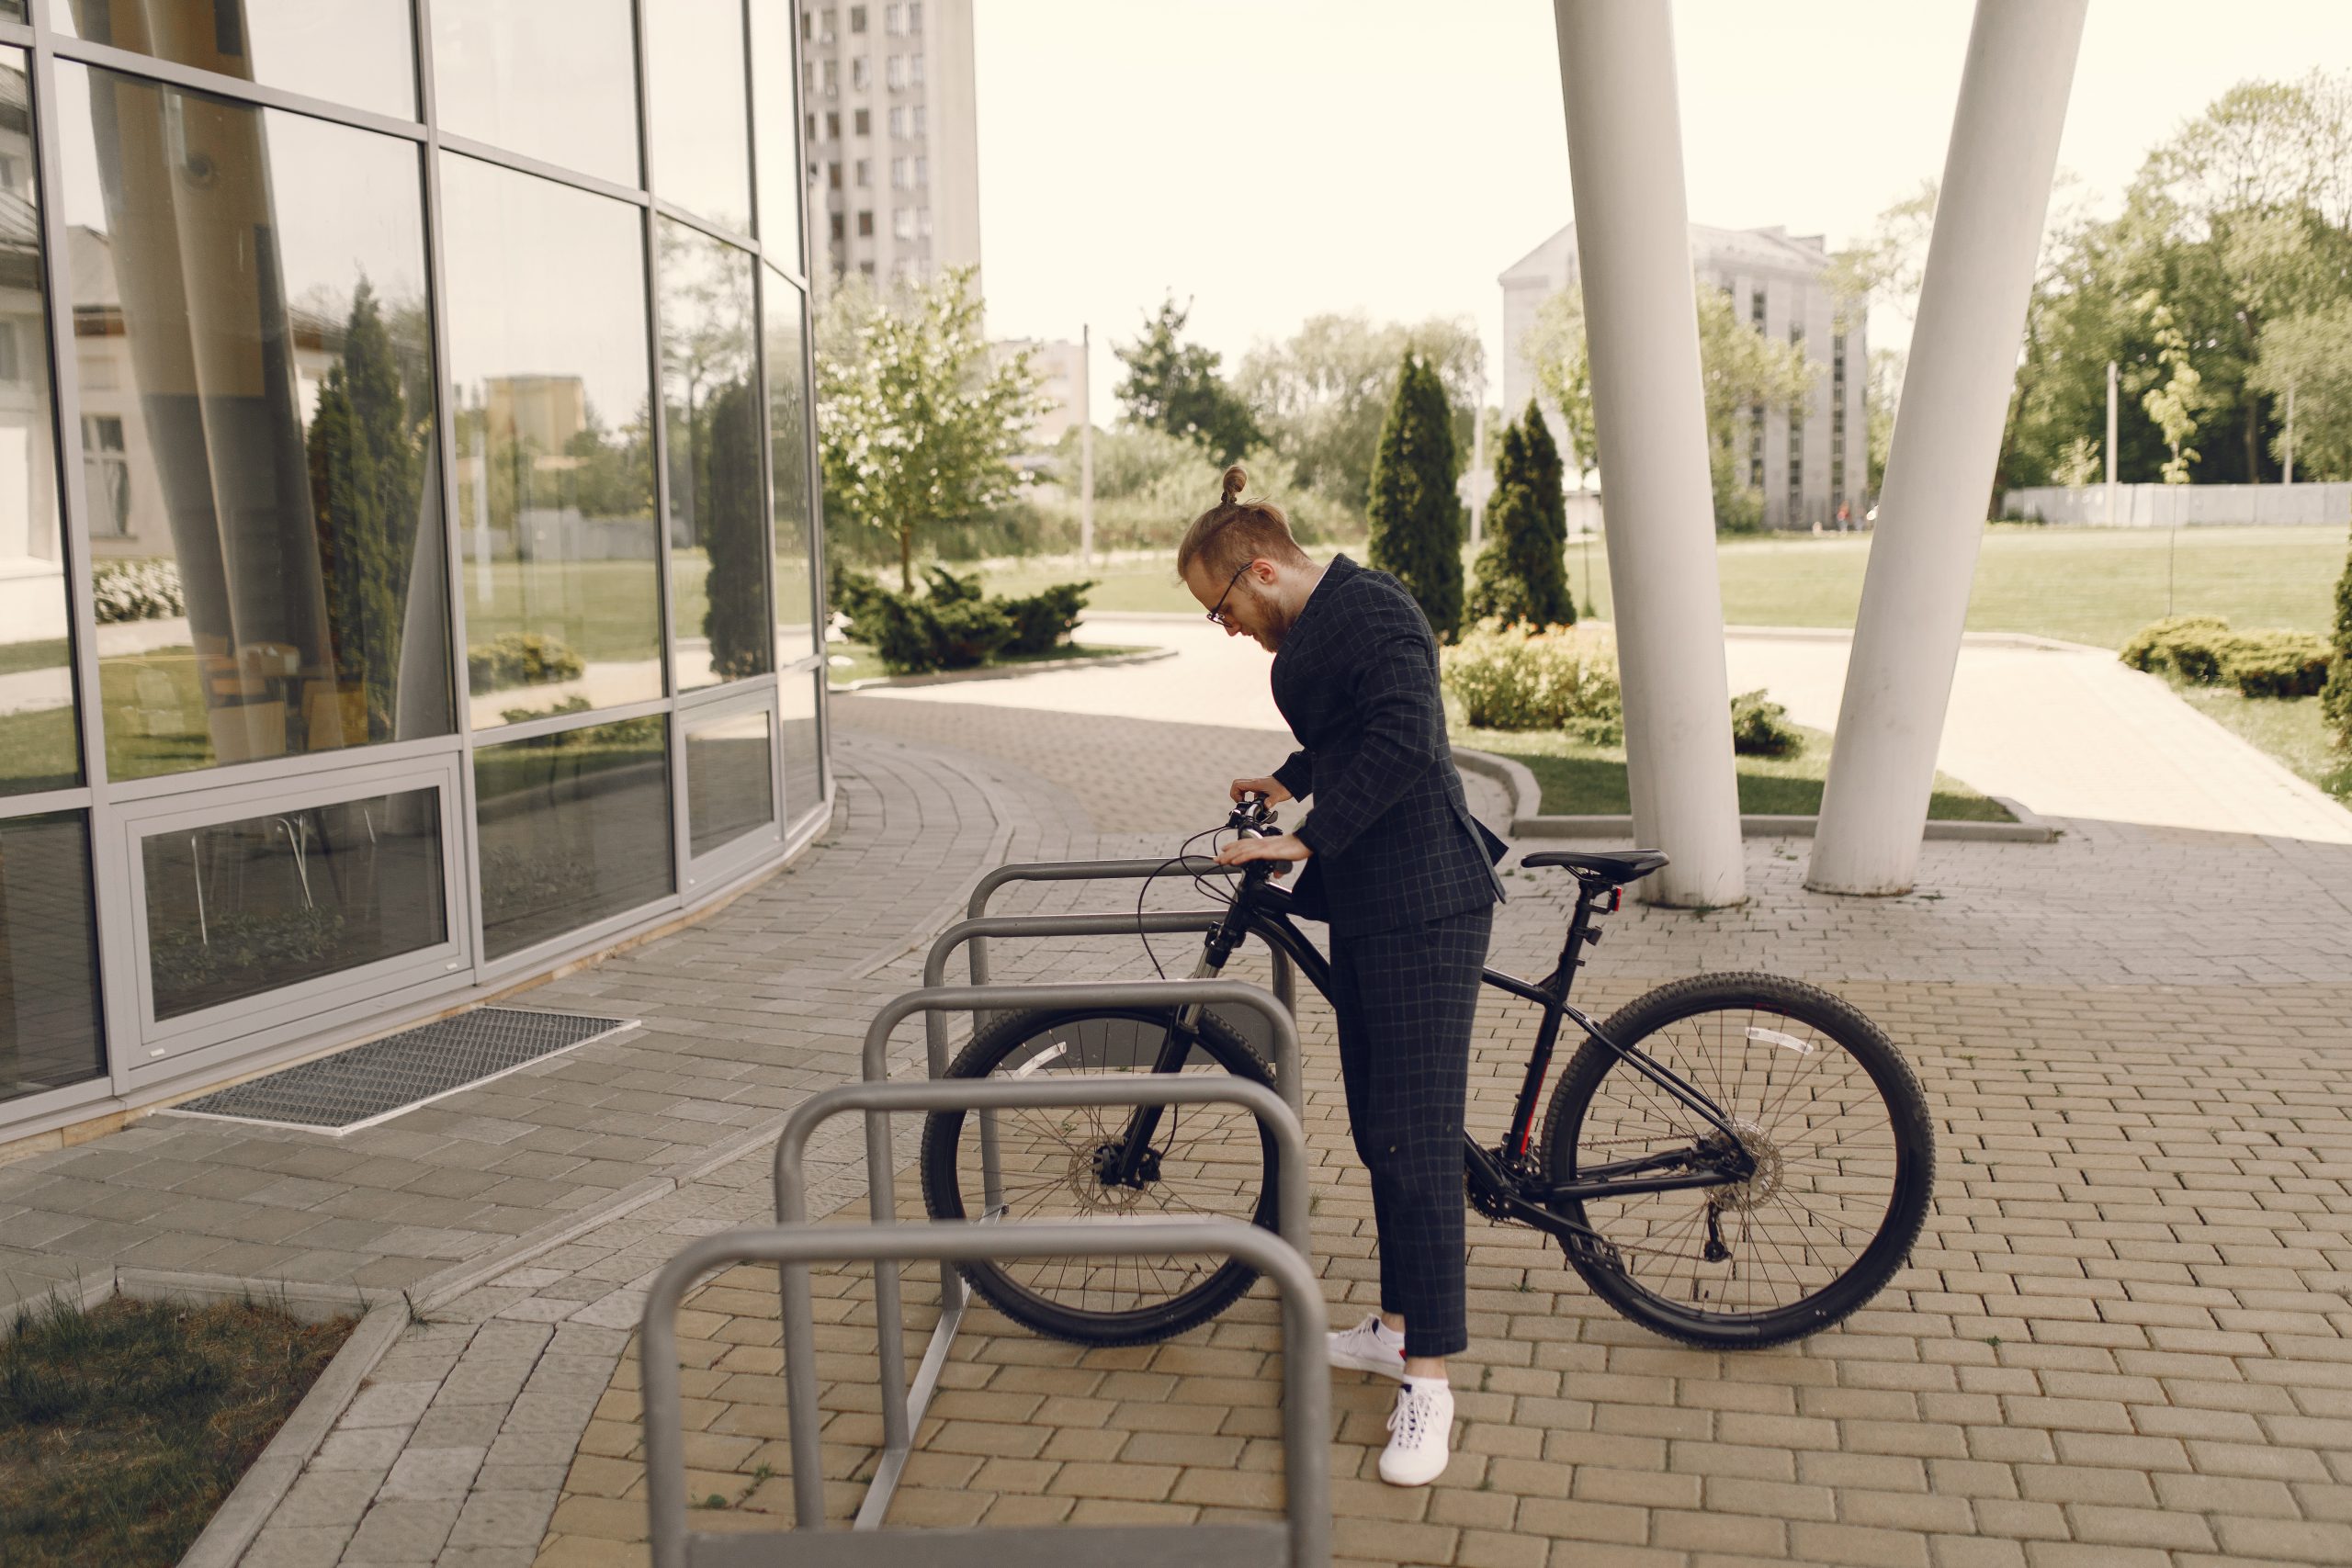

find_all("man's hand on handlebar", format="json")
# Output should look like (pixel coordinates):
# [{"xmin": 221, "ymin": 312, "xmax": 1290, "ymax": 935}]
[
  {"xmin": 1214, "ymin": 833, "xmax": 1310, "ymax": 874},
  {"xmin": 1229, "ymin": 776, "xmax": 1292, "ymax": 805}
]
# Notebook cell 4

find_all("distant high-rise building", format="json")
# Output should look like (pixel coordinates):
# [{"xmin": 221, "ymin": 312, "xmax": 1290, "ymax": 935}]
[
  {"xmin": 993, "ymin": 337, "xmax": 1085, "ymax": 449},
  {"xmin": 1501, "ymin": 221, "xmax": 1868, "ymax": 530},
  {"xmin": 798, "ymin": 0, "xmax": 979, "ymax": 296}
]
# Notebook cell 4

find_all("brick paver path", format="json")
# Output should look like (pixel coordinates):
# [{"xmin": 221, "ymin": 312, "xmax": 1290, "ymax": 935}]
[{"xmin": 31, "ymin": 682, "xmax": 2350, "ymax": 1568}]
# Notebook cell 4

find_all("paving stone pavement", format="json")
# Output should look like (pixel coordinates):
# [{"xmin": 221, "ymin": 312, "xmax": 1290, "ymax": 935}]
[{"xmin": 36, "ymin": 684, "xmax": 2352, "ymax": 1568}]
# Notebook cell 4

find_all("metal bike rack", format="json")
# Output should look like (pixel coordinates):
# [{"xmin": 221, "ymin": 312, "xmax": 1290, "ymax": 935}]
[
  {"xmin": 961, "ymin": 857, "xmax": 1297, "ymax": 1019},
  {"xmin": 818, "ymin": 980, "xmax": 1303, "ymax": 1530},
  {"xmin": 642, "ymin": 1217, "xmax": 1329, "ymax": 1568},
  {"xmin": 769, "ymin": 1069, "xmax": 1310, "ymax": 1530}
]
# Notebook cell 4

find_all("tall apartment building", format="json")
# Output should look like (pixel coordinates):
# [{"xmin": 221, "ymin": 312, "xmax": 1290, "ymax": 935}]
[
  {"xmin": 1501, "ymin": 222, "xmax": 1868, "ymax": 530},
  {"xmin": 798, "ymin": 0, "xmax": 980, "ymax": 295}
]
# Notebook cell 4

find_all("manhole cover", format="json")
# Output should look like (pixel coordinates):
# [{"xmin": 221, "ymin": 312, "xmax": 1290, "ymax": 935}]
[{"xmin": 169, "ymin": 1007, "xmax": 633, "ymax": 1133}]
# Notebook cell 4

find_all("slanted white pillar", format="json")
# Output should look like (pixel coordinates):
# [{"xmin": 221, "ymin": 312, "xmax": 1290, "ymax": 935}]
[
  {"xmin": 1810, "ymin": 0, "xmax": 2086, "ymax": 896},
  {"xmin": 1552, "ymin": 0, "xmax": 1745, "ymax": 908}
]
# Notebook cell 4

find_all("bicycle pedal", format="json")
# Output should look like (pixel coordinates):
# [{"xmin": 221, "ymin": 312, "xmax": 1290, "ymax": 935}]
[{"xmin": 1559, "ymin": 1230, "xmax": 1622, "ymax": 1271}]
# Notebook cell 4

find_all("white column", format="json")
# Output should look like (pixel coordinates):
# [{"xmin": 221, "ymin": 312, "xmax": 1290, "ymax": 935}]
[
  {"xmin": 1810, "ymin": 0, "xmax": 2086, "ymax": 895},
  {"xmin": 1552, "ymin": 0, "xmax": 1745, "ymax": 908}
]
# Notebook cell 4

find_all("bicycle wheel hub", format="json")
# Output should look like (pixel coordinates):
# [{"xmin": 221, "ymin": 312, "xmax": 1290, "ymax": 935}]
[
  {"xmin": 1087, "ymin": 1141, "xmax": 1160, "ymax": 1195},
  {"xmin": 1711, "ymin": 1118, "xmax": 1782, "ymax": 1212}
]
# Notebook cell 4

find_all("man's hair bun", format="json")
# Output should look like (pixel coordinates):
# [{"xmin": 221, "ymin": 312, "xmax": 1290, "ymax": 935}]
[{"xmin": 1220, "ymin": 464, "xmax": 1248, "ymax": 506}]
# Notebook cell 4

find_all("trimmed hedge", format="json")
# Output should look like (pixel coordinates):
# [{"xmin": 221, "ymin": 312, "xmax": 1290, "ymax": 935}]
[
  {"xmin": 831, "ymin": 564, "xmax": 1092, "ymax": 674},
  {"xmin": 1729, "ymin": 689, "xmax": 1803, "ymax": 756},
  {"xmin": 2120, "ymin": 615, "xmax": 2335, "ymax": 700},
  {"xmin": 1442, "ymin": 619, "xmax": 1621, "ymax": 739}
]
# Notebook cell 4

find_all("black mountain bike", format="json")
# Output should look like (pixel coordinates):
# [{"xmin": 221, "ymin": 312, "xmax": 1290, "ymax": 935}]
[{"xmin": 919, "ymin": 795, "xmax": 1935, "ymax": 1351}]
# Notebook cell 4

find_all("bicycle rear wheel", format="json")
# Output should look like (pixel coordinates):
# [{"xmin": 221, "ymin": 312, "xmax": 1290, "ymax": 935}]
[
  {"xmin": 919, "ymin": 1005, "xmax": 1279, "ymax": 1347},
  {"xmin": 1539, "ymin": 972, "xmax": 1934, "ymax": 1349}
]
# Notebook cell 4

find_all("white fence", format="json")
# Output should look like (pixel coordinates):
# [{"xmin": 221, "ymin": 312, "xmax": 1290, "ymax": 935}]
[{"xmin": 2002, "ymin": 482, "xmax": 2352, "ymax": 527}]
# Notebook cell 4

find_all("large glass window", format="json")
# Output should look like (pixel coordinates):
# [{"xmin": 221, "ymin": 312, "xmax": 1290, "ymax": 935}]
[
  {"xmin": 59, "ymin": 64, "xmax": 450, "ymax": 782},
  {"xmin": 140, "ymin": 787, "xmax": 447, "ymax": 1021},
  {"xmin": 475, "ymin": 716, "xmax": 673, "ymax": 959},
  {"xmin": 0, "ymin": 812, "xmax": 104, "ymax": 1106},
  {"xmin": 661, "ymin": 221, "xmax": 767, "ymax": 693},
  {"xmin": 648, "ymin": 0, "xmax": 753, "ymax": 234},
  {"xmin": 441, "ymin": 154, "xmax": 659, "ymax": 728},
  {"xmin": 763, "ymin": 266, "xmax": 815, "ymax": 666},
  {"xmin": 685, "ymin": 706, "xmax": 774, "ymax": 858},
  {"xmin": 431, "ymin": 0, "xmax": 639, "ymax": 189},
  {"xmin": 0, "ymin": 51, "xmax": 78, "ymax": 796},
  {"xmin": 780, "ymin": 670, "xmax": 821, "ymax": 823},
  {"xmin": 58, "ymin": 1, "xmax": 417, "ymax": 121},
  {"xmin": 749, "ymin": 0, "xmax": 805, "ymax": 265}
]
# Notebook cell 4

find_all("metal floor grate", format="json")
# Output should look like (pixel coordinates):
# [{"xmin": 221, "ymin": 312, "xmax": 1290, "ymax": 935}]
[{"xmin": 170, "ymin": 1007, "xmax": 633, "ymax": 1133}]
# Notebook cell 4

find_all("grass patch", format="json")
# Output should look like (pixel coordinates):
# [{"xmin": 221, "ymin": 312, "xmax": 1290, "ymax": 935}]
[
  {"xmin": 2173, "ymin": 687, "xmax": 2352, "ymax": 804},
  {"xmin": 1457, "ymin": 719, "xmax": 2013, "ymax": 822},
  {"xmin": 826, "ymin": 640, "xmax": 1156, "ymax": 686},
  {"xmin": 0, "ymin": 1292, "xmax": 355, "ymax": 1567},
  {"xmin": 973, "ymin": 526, "xmax": 2345, "ymax": 649},
  {"xmin": 0, "ymin": 638, "xmax": 70, "ymax": 681}
]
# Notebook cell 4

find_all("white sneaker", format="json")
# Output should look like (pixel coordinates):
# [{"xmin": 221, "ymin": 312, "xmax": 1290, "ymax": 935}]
[
  {"xmin": 1379, "ymin": 1378, "xmax": 1453, "ymax": 1486},
  {"xmin": 1326, "ymin": 1314, "xmax": 1407, "ymax": 1380}
]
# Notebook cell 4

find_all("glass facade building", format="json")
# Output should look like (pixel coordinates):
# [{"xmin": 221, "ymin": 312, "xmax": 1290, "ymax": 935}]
[{"xmin": 0, "ymin": 1, "xmax": 827, "ymax": 1145}]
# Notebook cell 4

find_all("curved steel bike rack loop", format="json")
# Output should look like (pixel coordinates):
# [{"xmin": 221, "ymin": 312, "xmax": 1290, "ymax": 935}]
[
  {"xmin": 823, "ymin": 980, "xmax": 1302, "ymax": 1530},
  {"xmin": 642, "ymin": 1218, "xmax": 1329, "ymax": 1568}
]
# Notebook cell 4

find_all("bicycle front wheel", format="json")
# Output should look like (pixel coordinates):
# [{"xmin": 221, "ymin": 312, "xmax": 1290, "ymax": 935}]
[
  {"xmin": 1539, "ymin": 972, "xmax": 1934, "ymax": 1349},
  {"xmin": 919, "ymin": 1005, "xmax": 1279, "ymax": 1347}
]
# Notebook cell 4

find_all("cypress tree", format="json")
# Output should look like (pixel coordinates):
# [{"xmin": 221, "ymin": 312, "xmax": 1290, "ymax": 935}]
[
  {"xmin": 308, "ymin": 280, "xmax": 424, "ymax": 739},
  {"xmin": 1366, "ymin": 353, "xmax": 1465, "ymax": 640},
  {"xmin": 1466, "ymin": 401, "xmax": 1574, "ymax": 629},
  {"xmin": 702, "ymin": 375, "xmax": 771, "ymax": 679},
  {"xmin": 2324, "ymin": 536, "xmax": 2352, "ymax": 749}
]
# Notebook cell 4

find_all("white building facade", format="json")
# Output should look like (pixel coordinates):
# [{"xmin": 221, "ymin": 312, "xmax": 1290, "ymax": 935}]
[
  {"xmin": 1501, "ymin": 221, "xmax": 1869, "ymax": 530},
  {"xmin": 798, "ymin": 0, "xmax": 980, "ymax": 294}
]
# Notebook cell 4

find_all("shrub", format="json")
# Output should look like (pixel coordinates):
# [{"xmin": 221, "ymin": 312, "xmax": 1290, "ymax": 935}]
[
  {"xmin": 2326, "ymin": 540, "xmax": 2352, "ymax": 747},
  {"xmin": 2120, "ymin": 615, "xmax": 2234, "ymax": 683},
  {"xmin": 1442, "ymin": 618, "xmax": 1621, "ymax": 740},
  {"xmin": 467, "ymin": 631, "xmax": 583, "ymax": 690},
  {"xmin": 91, "ymin": 558, "xmax": 186, "ymax": 624},
  {"xmin": 928, "ymin": 597, "xmax": 1013, "ymax": 668},
  {"xmin": 922, "ymin": 564, "xmax": 986, "ymax": 605},
  {"xmin": 2120, "ymin": 615, "xmax": 2335, "ymax": 699},
  {"xmin": 994, "ymin": 581, "xmax": 1093, "ymax": 655},
  {"xmin": 833, "ymin": 566, "xmax": 1018, "ymax": 673},
  {"xmin": 2220, "ymin": 630, "xmax": 2332, "ymax": 699},
  {"xmin": 1728, "ymin": 689, "xmax": 1802, "ymax": 756}
]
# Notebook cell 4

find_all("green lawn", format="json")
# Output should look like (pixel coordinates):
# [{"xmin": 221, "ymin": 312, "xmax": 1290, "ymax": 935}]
[
  {"xmin": 1456, "ymin": 719, "xmax": 2013, "ymax": 822},
  {"xmin": 970, "ymin": 525, "xmax": 2347, "ymax": 649},
  {"xmin": 2175, "ymin": 687, "xmax": 2352, "ymax": 804}
]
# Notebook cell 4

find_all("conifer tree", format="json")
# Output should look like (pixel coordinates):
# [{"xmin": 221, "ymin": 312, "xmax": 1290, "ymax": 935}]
[
  {"xmin": 2324, "ymin": 536, "xmax": 2352, "ymax": 749},
  {"xmin": 1468, "ymin": 402, "xmax": 1574, "ymax": 628},
  {"xmin": 1366, "ymin": 353, "xmax": 1464, "ymax": 640}
]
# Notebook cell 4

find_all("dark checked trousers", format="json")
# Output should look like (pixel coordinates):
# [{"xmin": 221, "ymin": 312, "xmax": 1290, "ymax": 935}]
[{"xmin": 1326, "ymin": 903, "xmax": 1494, "ymax": 1360}]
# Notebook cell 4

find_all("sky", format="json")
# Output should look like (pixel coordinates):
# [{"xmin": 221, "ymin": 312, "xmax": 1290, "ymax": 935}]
[{"xmin": 971, "ymin": 0, "xmax": 2352, "ymax": 412}]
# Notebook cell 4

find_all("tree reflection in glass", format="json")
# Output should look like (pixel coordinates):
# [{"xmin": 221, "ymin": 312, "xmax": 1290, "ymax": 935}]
[
  {"xmin": 660, "ymin": 220, "xmax": 767, "ymax": 692},
  {"xmin": 0, "ymin": 49, "xmax": 78, "ymax": 796},
  {"xmin": 440, "ymin": 153, "xmax": 660, "ymax": 728},
  {"xmin": 765, "ymin": 268, "xmax": 817, "ymax": 667},
  {"xmin": 58, "ymin": 63, "xmax": 450, "ymax": 781}
]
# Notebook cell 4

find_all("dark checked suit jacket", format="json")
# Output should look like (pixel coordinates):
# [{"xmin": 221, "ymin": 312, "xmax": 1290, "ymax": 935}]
[{"xmin": 1269, "ymin": 555, "xmax": 1507, "ymax": 938}]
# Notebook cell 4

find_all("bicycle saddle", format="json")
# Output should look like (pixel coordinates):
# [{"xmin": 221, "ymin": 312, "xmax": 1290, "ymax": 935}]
[{"xmin": 1520, "ymin": 849, "xmax": 1669, "ymax": 886}]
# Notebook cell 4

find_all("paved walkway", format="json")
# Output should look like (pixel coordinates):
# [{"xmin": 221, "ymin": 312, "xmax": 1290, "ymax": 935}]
[
  {"xmin": 6, "ymin": 676, "xmax": 2347, "ymax": 1568},
  {"xmin": 853, "ymin": 613, "xmax": 2352, "ymax": 843}
]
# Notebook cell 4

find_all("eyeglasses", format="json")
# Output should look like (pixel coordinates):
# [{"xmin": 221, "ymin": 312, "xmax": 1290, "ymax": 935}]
[{"xmin": 1204, "ymin": 561, "xmax": 1254, "ymax": 627}]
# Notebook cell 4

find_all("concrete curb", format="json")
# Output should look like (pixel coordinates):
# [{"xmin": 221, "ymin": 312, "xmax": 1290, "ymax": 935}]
[
  {"xmin": 176, "ymin": 1296, "xmax": 409, "ymax": 1568},
  {"xmin": 829, "ymin": 644, "xmax": 1174, "ymax": 692},
  {"xmin": 1452, "ymin": 747, "xmax": 2060, "ymax": 844},
  {"xmin": 1724, "ymin": 624, "xmax": 2107, "ymax": 655}
]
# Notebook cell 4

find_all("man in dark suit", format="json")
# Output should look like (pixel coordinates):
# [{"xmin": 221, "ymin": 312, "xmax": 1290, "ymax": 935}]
[{"xmin": 1181, "ymin": 467, "xmax": 1505, "ymax": 1487}]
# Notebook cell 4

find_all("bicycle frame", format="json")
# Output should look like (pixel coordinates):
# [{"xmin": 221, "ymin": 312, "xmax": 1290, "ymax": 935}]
[{"xmin": 1101, "ymin": 863, "xmax": 1753, "ymax": 1229}]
